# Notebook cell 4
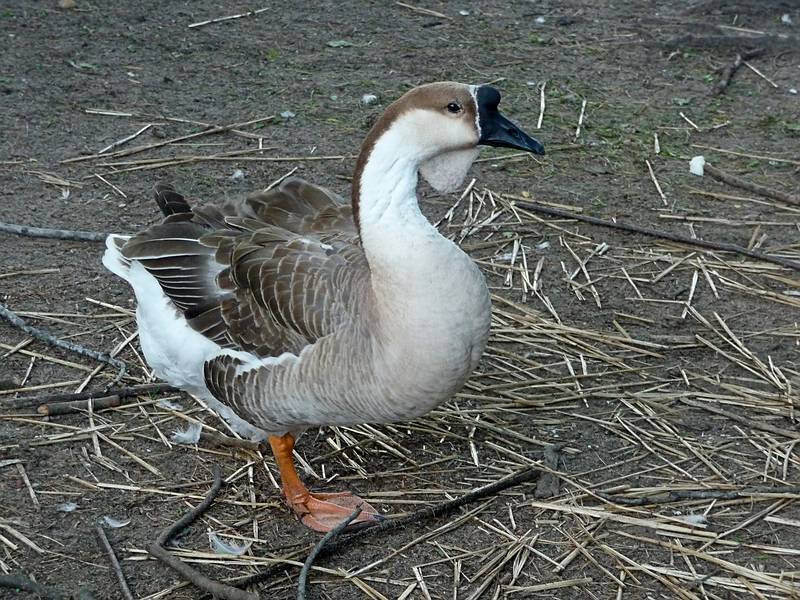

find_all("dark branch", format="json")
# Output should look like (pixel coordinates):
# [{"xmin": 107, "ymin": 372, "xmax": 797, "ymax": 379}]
[
  {"xmin": 509, "ymin": 198, "xmax": 800, "ymax": 272},
  {"xmin": 600, "ymin": 485, "xmax": 800, "ymax": 506},
  {"xmin": 704, "ymin": 163, "xmax": 800, "ymax": 207},
  {"xmin": 40, "ymin": 395, "xmax": 122, "ymax": 416},
  {"xmin": 94, "ymin": 525, "xmax": 134, "ymax": 600},
  {"xmin": 297, "ymin": 506, "xmax": 363, "ymax": 600},
  {"xmin": 0, "ymin": 301, "xmax": 127, "ymax": 388},
  {"xmin": 0, "ymin": 573, "xmax": 94, "ymax": 600},
  {"xmin": 0, "ymin": 221, "xmax": 107, "ymax": 242},
  {"xmin": 712, "ymin": 49, "xmax": 764, "ymax": 95},
  {"xmin": 148, "ymin": 466, "xmax": 259, "ymax": 600},
  {"xmin": 227, "ymin": 465, "xmax": 541, "ymax": 592},
  {"xmin": 4, "ymin": 383, "xmax": 175, "ymax": 410}
]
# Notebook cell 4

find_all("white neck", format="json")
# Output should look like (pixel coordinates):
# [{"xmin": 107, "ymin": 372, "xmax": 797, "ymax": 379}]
[
  {"xmin": 356, "ymin": 121, "xmax": 437, "ymax": 268},
  {"xmin": 353, "ymin": 111, "xmax": 488, "ymax": 352}
]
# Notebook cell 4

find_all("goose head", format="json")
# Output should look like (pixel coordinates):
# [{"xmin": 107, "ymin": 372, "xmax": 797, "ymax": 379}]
[{"xmin": 353, "ymin": 82, "xmax": 544, "ymax": 227}]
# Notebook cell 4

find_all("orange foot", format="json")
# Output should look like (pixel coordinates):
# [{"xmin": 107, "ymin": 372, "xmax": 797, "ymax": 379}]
[
  {"xmin": 288, "ymin": 491, "xmax": 382, "ymax": 532},
  {"xmin": 269, "ymin": 433, "xmax": 383, "ymax": 533}
]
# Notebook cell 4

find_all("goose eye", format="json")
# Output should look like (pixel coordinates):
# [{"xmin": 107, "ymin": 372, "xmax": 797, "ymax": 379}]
[{"xmin": 446, "ymin": 102, "xmax": 462, "ymax": 114}]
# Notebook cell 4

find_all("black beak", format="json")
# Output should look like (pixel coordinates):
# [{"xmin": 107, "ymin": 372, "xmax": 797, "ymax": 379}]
[{"xmin": 477, "ymin": 86, "xmax": 545, "ymax": 155}]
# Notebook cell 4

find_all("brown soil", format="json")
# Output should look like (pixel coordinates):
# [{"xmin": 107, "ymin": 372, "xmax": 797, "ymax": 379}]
[{"xmin": 1, "ymin": 1, "xmax": 799, "ymax": 599}]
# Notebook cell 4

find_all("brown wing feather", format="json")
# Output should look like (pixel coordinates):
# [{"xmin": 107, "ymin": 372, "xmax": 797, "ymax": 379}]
[
  {"xmin": 154, "ymin": 182, "xmax": 192, "ymax": 217},
  {"xmin": 121, "ymin": 177, "xmax": 365, "ymax": 358}
]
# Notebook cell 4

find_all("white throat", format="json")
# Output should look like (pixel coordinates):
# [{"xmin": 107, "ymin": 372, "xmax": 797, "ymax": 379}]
[{"xmin": 356, "ymin": 110, "xmax": 478, "ymax": 257}]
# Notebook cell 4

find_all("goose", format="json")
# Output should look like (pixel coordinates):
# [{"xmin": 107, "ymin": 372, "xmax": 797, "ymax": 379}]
[{"xmin": 103, "ymin": 82, "xmax": 544, "ymax": 532}]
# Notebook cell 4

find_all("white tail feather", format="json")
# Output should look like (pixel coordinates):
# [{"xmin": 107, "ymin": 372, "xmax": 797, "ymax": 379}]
[{"xmin": 102, "ymin": 234, "xmax": 132, "ymax": 280}]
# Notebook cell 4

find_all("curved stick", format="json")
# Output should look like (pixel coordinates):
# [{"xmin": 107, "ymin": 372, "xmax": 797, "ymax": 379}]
[
  {"xmin": 148, "ymin": 466, "xmax": 258, "ymax": 600},
  {"xmin": 297, "ymin": 506, "xmax": 363, "ymax": 600}
]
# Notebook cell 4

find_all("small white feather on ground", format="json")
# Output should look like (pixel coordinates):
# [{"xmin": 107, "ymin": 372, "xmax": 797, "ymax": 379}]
[
  {"xmin": 171, "ymin": 422, "xmax": 202, "ymax": 445},
  {"xmin": 56, "ymin": 502, "xmax": 78, "ymax": 513},
  {"xmin": 689, "ymin": 155, "xmax": 705, "ymax": 176},
  {"xmin": 102, "ymin": 516, "xmax": 131, "ymax": 528},
  {"xmin": 208, "ymin": 531, "xmax": 252, "ymax": 555}
]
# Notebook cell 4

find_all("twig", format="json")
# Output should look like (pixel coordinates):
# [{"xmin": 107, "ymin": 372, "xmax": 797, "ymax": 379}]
[
  {"xmin": 665, "ymin": 34, "xmax": 794, "ymax": 53},
  {"xmin": 600, "ymin": 485, "xmax": 800, "ymax": 506},
  {"xmin": 94, "ymin": 525, "xmax": 134, "ymax": 600},
  {"xmin": 574, "ymin": 98, "xmax": 587, "ymax": 140},
  {"xmin": 16, "ymin": 463, "xmax": 40, "ymax": 509},
  {"xmin": 395, "ymin": 1, "xmax": 452, "ymax": 20},
  {"xmin": 39, "ymin": 395, "xmax": 121, "ymax": 416},
  {"xmin": 742, "ymin": 60, "xmax": 779, "ymax": 89},
  {"xmin": 0, "ymin": 221, "xmax": 106, "ymax": 242},
  {"xmin": 84, "ymin": 109, "xmax": 269, "ymax": 141},
  {"xmin": 62, "ymin": 115, "xmax": 275, "ymax": 164},
  {"xmin": 297, "ymin": 506, "xmax": 363, "ymax": 600},
  {"xmin": 4, "ymin": 383, "xmax": 175, "ymax": 410},
  {"xmin": 229, "ymin": 465, "xmax": 541, "ymax": 591},
  {"xmin": 681, "ymin": 397, "xmax": 800, "ymax": 440},
  {"xmin": 537, "ymin": 81, "xmax": 546, "ymax": 129},
  {"xmin": 0, "ymin": 573, "xmax": 94, "ymax": 600},
  {"xmin": 263, "ymin": 166, "xmax": 299, "ymax": 192},
  {"xmin": 678, "ymin": 111, "xmax": 700, "ymax": 131},
  {"xmin": 188, "ymin": 7, "xmax": 269, "ymax": 29},
  {"xmin": 704, "ymin": 163, "xmax": 800, "ymax": 207},
  {"xmin": 692, "ymin": 143, "xmax": 800, "ymax": 166},
  {"xmin": 93, "ymin": 174, "xmax": 127, "ymax": 198},
  {"xmin": 0, "ymin": 302, "xmax": 127, "ymax": 387},
  {"xmin": 712, "ymin": 49, "xmax": 764, "ymax": 95},
  {"xmin": 98, "ymin": 124, "xmax": 152, "ymax": 155},
  {"xmin": 507, "ymin": 198, "xmax": 800, "ymax": 272},
  {"xmin": 149, "ymin": 466, "xmax": 258, "ymax": 600},
  {"xmin": 645, "ymin": 159, "xmax": 667, "ymax": 205}
]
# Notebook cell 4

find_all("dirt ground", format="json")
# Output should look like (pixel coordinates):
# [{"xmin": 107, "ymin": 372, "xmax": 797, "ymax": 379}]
[{"xmin": 1, "ymin": 1, "xmax": 799, "ymax": 599}]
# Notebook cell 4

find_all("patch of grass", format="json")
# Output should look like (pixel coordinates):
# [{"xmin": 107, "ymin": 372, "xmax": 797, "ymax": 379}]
[{"xmin": 262, "ymin": 48, "xmax": 280, "ymax": 62}]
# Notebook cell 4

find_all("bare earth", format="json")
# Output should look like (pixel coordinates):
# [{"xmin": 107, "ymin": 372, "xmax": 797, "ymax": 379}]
[{"xmin": 1, "ymin": 1, "xmax": 799, "ymax": 599}]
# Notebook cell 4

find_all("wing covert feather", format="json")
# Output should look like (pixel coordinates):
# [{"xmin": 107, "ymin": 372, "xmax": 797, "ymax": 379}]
[{"xmin": 121, "ymin": 178, "xmax": 366, "ymax": 359}]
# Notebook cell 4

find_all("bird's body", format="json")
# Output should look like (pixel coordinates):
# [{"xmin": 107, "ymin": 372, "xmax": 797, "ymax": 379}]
[
  {"xmin": 103, "ymin": 179, "xmax": 489, "ymax": 439},
  {"xmin": 104, "ymin": 82, "xmax": 543, "ymax": 531}
]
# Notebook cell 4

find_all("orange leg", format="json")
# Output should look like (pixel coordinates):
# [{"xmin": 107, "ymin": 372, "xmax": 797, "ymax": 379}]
[{"xmin": 268, "ymin": 433, "xmax": 382, "ymax": 532}]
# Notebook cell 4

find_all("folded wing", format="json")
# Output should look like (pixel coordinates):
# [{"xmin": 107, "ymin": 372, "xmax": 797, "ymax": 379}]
[{"xmin": 121, "ymin": 178, "xmax": 366, "ymax": 363}]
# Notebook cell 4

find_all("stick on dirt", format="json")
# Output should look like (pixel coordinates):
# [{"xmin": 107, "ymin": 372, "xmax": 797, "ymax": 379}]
[
  {"xmin": 229, "ymin": 465, "xmax": 541, "ymax": 591},
  {"xmin": 508, "ymin": 197, "xmax": 800, "ymax": 272},
  {"xmin": 94, "ymin": 524, "xmax": 134, "ymax": 600},
  {"xmin": 5, "ymin": 383, "xmax": 175, "ymax": 410},
  {"xmin": 713, "ymin": 49, "xmax": 764, "ymax": 95},
  {"xmin": 704, "ymin": 163, "xmax": 800, "ymax": 207},
  {"xmin": 188, "ymin": 7, "xmax": 270, "ymax": 29},
  {"xmin": 39, "ymin": 394, "xmax": 122, "ymax": 416},
  {"xmin": 199, "ymin": 431, "xmax": 264, "ymax": 452},
  {"xmin": 0, "ymin": 302, "xmax": 127, "ymax": 386},
  {"xmin": 0, "ymin": 221, "xmax": 107, "ymax": 242},
  {"xmin": 600, "ymin": 484, "xmax": 800, "ymax": 506},
  {"xmin": 297, "ymin": 506, "xmax": 363, "ymax": 600},
  {"xmin": 0, "ymin": 573, "xmax": 94, "ymax": 600},
  {"xmin": 148, "ymin": 466, "xmax": 258, "ymax": 600}
]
